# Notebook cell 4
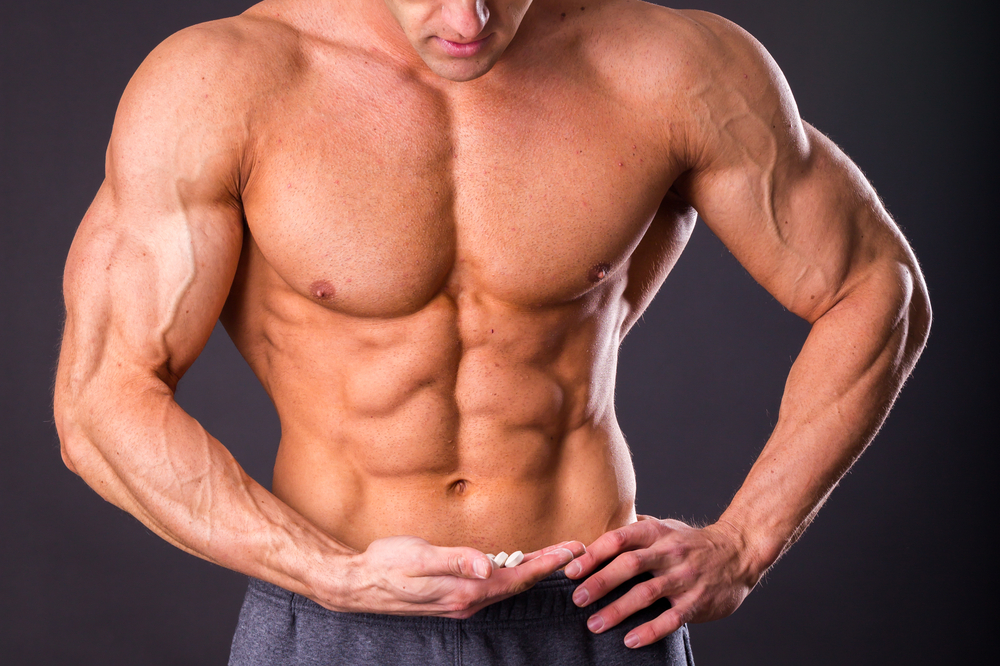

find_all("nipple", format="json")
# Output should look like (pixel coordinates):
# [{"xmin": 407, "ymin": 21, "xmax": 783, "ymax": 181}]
[
  {"xmin": 310, "ymin": 280, "xmax": 336, "ymax": 300},
  {"xmin": 588, "ymin": 263, "xmax": 611, "ymax": 283}
]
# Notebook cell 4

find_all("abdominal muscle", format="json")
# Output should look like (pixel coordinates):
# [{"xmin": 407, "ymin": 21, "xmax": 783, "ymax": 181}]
[
  {"xmin": 272, "ymin": 416, "xmax": 636, "ymax": 555},
  {"xmin": 226, "ymin": 273, "xmax": 638, "ymax": 555}
]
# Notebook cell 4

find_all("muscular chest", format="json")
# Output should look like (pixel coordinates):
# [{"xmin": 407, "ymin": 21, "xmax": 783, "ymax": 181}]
[{"xmin": 242, "ymin": 59, "xmax": 681, "ymax": 316}]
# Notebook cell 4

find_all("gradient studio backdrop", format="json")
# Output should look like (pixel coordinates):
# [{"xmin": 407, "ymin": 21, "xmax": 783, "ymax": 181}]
[{"xmin": 1, "ymin": 1, "xmax": 994, "ymax": 664}]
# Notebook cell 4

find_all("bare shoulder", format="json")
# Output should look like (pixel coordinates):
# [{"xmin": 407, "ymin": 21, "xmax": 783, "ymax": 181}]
[
  {"xmin": 585, "ymin": 3, "xmax": 806, "ymax": 167},
  {"xmin": 667, "ymin": 8, "xmax": 798, "ymax": 101},
  {"xmin": 123, "ymin": 15, "xmax": 297, "ymax": 120},
  {"xmin": 106, "ymin": 13, "xmax": 308, "ymax": 194},
  {"xmin": 587, "ymin": 3, "xmax": 785, "ymax": 94}
]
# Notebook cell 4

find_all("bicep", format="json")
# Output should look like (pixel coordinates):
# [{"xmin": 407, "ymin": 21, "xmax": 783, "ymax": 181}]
[
  {"xmin": 675, "ymin": 18, "xmax": 909, "ymax": 322},
  {"xmin": 62, "ymin": 179, "xmax": 242, "ymax": 392},
  {"xmin": 60, "ymin": 33, "xmax": 246, "ymax": 394}
]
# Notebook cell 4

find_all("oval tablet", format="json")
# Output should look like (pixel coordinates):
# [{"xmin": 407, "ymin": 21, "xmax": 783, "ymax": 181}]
[
  {"xmin": 504, "ymin": 551, "xmax": 524, "ymax": 568},
  {"xmin": 493, "ymin": 551, "xmax": 509, "ymax": 567}
]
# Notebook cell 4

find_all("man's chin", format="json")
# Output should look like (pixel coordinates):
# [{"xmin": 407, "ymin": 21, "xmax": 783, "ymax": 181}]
[{"xmin": 420, "ymin": 50, "xmax": 502, "ymax": 82}]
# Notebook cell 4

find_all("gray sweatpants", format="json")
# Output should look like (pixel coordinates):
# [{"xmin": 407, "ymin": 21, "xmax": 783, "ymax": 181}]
[{"xmin": 229, "ymin": 572, "xmax": 695, "ymax": 665}]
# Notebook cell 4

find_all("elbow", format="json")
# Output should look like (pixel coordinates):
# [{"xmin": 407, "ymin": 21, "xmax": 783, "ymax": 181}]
[
  {"xmin": 60, "ymin": 441, "xmax": 81, "ymax": 477},
  {"xmin": 893, "ymin": 260, "xmax": 931, "ymax": 367},
  {"xmin": 906, "ymin": 268, "xmax": 932, "ymax": 356},
  {"xmin": 52, "ymin": 375, "xmax": 104, "ymax": 478},
  {"xmin": 53, "ymin": 392, "xmax": 86, "ymax": 477}
]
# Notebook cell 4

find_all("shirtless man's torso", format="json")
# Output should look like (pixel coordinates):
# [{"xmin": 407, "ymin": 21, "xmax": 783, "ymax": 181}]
[{"xmin": 54, "ymin": 0, "xmax": 930, "ymax": 658}]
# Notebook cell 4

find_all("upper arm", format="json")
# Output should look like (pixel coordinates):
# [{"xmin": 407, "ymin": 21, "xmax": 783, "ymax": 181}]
[
  {"xmin": 58, "ymin": 24, "xmax": 249, "ymax": 411},
  {"xmin": 672, "ymin": 12, "xmax": 922, "ymax": 324}
]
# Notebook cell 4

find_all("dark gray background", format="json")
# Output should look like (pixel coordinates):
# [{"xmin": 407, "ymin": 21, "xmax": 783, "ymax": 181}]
[{"xmin": 2, "ymin": 0, "xmax": 995, "ymax": 663}]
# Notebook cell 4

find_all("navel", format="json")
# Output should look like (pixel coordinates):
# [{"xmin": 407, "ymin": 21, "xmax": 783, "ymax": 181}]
[
  {"xmin": 588, "ymin": 263, "xmax": 611, "ymax": 283},
  {"xmin": 309, "ymin": 280, "xmax": 336, "ymax": 301}
]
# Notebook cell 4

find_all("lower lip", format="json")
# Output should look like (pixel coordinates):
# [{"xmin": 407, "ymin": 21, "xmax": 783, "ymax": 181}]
[{"xmin": 436, "ymin": 34, "xmax": 492, "ymax": 58}]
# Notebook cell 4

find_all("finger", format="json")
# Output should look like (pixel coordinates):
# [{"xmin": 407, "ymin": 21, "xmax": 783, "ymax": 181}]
[
  {"xmin": 571, "ymin": 547, "xmax": 656, "ymax": 607},
  {"xmin": 495, "ymin": 547, "xmax": 577, "ymax": 594},
  {"xmin": 521, "ymin": 541, "xmax": 568, "ymax": 562},
  {"xmin": 437, "ymin": 546, "xmax": 582, "ymax": 618},
  {"xmin": 522, "ymin": 540, "xmax": 587, "ymax": 563},
  {"xmin": 417, "ymin": 546, "xmax": 495, "ymax": 580},
  {"xmin": 564, "ymin": 522, "xmax": 659, "ymax": 580},
  {"xmin": 583, "ymin": 576, "xmax": 677, "ymax": 633},
  {"xmin": 623, "ymin": 605, "xmax": 690, "ymax": 649}
]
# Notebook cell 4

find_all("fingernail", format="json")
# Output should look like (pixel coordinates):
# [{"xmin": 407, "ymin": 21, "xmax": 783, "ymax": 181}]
[
  {"xmin": 565, "ymin": 561, "xmax": 581, "ymax": 577},
  {"xmin": 473, "ymin": 559, "xmax": 489, "ymax": 579},
  {"xmin": 587, "ymin": 615, "xmax": 604, "ymax": 633},
  {"xmin": 572, "ymin": 587, "xmax": 589, "ymax": 606},
  {"xmin": 624, "ymin": 634, "xmax": 640, "ymax": 648}
]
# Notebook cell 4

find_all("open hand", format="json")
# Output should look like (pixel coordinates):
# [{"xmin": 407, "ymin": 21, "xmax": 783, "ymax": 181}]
[
  {"xmin": 564, "ymin": 517, "xmax": 758, "ymax": 648},
  {"xmin": 341, "ymin": 535, "xmax": 587, "ymax": 618}
]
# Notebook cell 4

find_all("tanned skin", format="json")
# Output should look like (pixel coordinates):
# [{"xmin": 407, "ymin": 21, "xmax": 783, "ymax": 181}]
[{"xmin": 54, "ymin": 0, "xmax": 930, "ymax": 649}]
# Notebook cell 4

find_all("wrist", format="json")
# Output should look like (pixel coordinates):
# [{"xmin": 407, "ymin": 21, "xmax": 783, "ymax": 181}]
[
  {"xmin": 286, "ymin": 535, "xmax": 363, "ymax": 613},
  {"xmin": 712, "ymin": 516, "xmax": 784, "ymax": 584}
]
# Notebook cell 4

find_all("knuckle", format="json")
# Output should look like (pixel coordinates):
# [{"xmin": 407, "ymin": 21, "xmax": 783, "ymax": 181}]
[
  {"xmin": 410, "ymin": 549, "xmax": 430, "ymax": 572},
  {"xmin": 665, "ymin": 544, "xmax": 688, "ymax": 560},
  {"xmin": 674, "ymin": 564, "xmax": 696, "ymax": 584},
  {"xmin": 469, "ymin": 588, "xmax": 489, "ymax": 607},
  {"xmin": 602, "ymin": 604, "xmax": 621, "ymax": 623},
  {"xmin": 636, "ymin": 626, "xmax": 657, "ymax": 643},
  {"xmin": 610, "ymin": 528, "xmax": 630, "ymax": 548},
  {"xmin": 451, "ymin": 601, "xmax": 478, "ymax": 619},
  {"xmin": 447, "ymin": 592, "xmax": 474, "ymax": 613},
  {"xmin": 509, "ymin": 576, "xmax": 535, "ymax": 596},
  {"xmin": 624, "ymin": 551, "xmax": 644, "ymax": 570},
  {"xmin": 666, "ymin": 608, "xmax": 685, "ymax": 629},
  {"xmin": 635, "ymin": 581, "xmax": 660, "ymax": 603},
  {"xmin": 660, "ymin": 574, "xmax": 683, "ymax": 594}
]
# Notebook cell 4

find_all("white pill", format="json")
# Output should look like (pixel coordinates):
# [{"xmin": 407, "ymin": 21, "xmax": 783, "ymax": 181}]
[
  {"xmin": 493, "ymin": 551, "xmax": 509, "ymax": 567},
  {"xmin": 504, "ymin": 551, "xmax": 524, "ymax": 568},
  {"xmin": 486, "ymin": 554, "xmax": 496, "ymax": 562}
]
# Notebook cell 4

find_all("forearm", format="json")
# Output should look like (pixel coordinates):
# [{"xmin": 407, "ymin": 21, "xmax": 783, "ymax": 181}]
[
  {"xmin": 55, "ymin": 373, "xmax": 357, "ymax": 607},
  {"xmin": 719, "ymin": 262, "xmax": 931, "ymax": 578}
]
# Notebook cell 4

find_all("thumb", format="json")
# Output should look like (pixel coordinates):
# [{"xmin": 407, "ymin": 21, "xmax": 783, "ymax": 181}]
[{"xmin": 422, "ymin": 546, "xmax": 494, "ymax": 580}]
